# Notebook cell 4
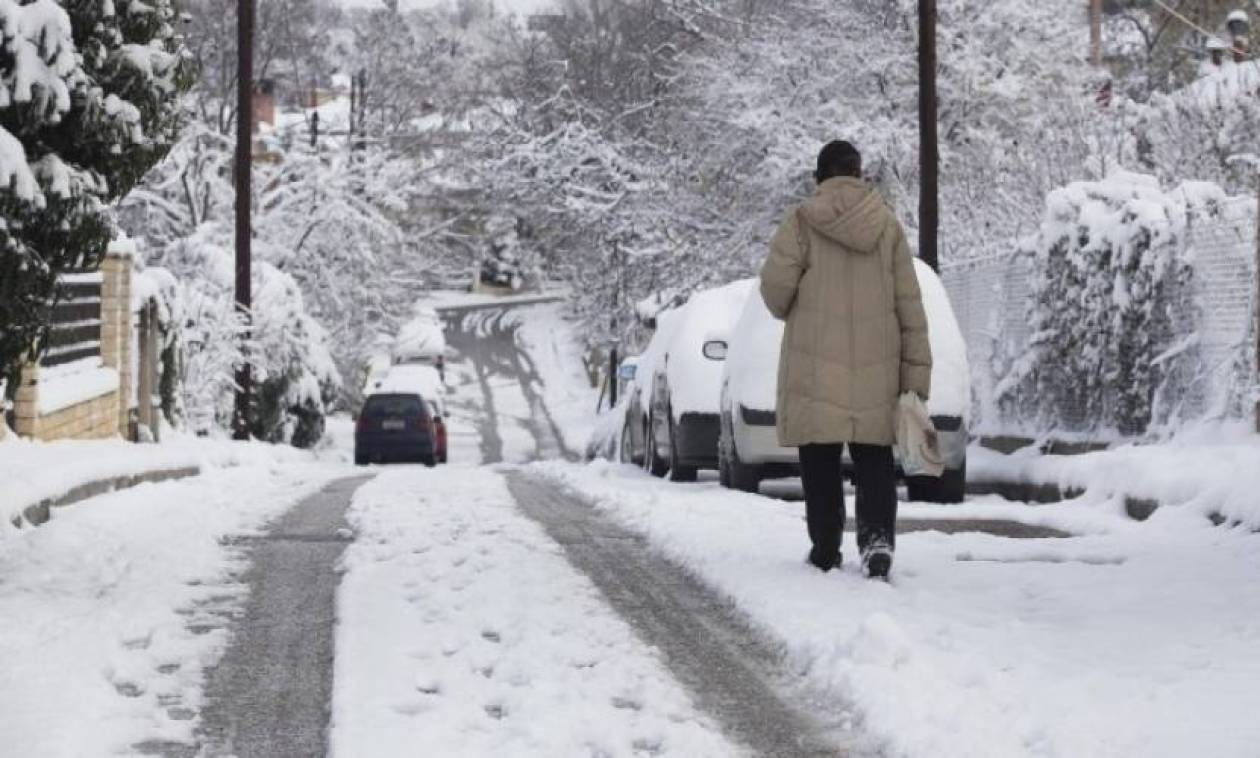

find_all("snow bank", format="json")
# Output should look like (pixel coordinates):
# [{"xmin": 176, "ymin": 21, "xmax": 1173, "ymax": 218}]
[
  {"xmin": 970, "ymin": 422, "xmax": 1260, "ymax": 529},
  {"xmin": 531, "ymin": 460, "xmax": 1260, "ymax": 758},
  {"xmin": 332, "ymin": 466, "xmax": 733, "ymax": 756},
  {"xmin": 0, "ymin": 464, "xmax": 342, "ymax": 755},
  {"xmin": 0, "ymin": 432, "xmax": 318, "ymax": 532}
]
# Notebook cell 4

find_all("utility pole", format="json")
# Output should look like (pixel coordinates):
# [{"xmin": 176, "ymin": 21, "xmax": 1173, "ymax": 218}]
[
  {"xmin": 232, "ymin": 0, "xmax": 254, "ymax": 441},
  {"xmin": 918, "ymin": 0, "xmax": 939, "ymax": 271},
  {"xmin": 1255, "ymin": 176, "xmax": 1259, "ymax": 433},
  {"xmin": 1090, "ymin": 0, "xmax": 1103, "ymax": 67},
  {"xmin": 348, "ymin": 74, "xmax": 357, "ymax": 149}
]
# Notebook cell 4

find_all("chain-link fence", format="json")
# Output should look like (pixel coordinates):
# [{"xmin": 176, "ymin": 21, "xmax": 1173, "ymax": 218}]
[{"xmin": 941, "ymin": 194, "xmax": 1257, "ymax": 439}]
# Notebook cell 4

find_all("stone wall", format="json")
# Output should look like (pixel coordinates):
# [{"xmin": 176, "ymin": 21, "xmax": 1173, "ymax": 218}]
[{"xmin": 12, "ymin": 248, "xmax": 135, "ymax": 441}]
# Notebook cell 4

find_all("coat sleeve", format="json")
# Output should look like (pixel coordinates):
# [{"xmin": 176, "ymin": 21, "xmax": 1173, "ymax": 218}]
[
  {"xmin": 892, "ymin": 223, "xmax": 932, "ymax": 399},
  {"xmin": 760, "ymin": 212, "xmax": 806, "ymax": 321}
]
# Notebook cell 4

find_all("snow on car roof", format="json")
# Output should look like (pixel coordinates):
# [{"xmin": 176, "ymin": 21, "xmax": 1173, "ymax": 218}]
[
  {"xmin": 372, "ymin": 364, "xmax": 444, "ymax": 399},
  {"xmin": 663, "ymin": 279, "xmax": 756, "ymax": 417},
  {"xmin": 392, "ymin": 318, "xmax": 447, "ymax": 361}
]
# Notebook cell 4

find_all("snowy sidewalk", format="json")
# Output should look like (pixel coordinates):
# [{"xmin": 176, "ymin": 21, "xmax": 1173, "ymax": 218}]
[
  {"xmin": 0, "ymin": 463, "xmax": 345, "ymax": 755},
  {"xmin": 0, "ymin": 432, "xmax": 317, "ymax": 531},
  {"xmin": 533, "ymin": 460, "xmax": 1260, "ymax": 758},
  {"xmin": 331, "ymin": 465, "xmax": 736, "ymax": 757},
  {"xmin": 970, "ymin": 422, "xmax": 1260, "ymax": 528}
]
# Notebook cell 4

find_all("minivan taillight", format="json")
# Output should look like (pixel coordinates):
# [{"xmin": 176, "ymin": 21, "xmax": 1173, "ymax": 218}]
[
  {"xmin": 356, "ymin": 417, "xmax": 367, "ymax": 433},
  {"xmin": 416, "ymin": 417, "xmax": 431, "ymax": 432}
]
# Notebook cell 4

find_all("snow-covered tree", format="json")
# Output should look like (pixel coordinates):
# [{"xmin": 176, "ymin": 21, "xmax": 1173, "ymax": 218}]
[{"xmin": 0, "ymin": 0, "xmax": 192, "ymax": 391}]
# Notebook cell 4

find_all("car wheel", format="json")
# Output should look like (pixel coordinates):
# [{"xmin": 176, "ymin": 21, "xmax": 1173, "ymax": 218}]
[
  {"xmin": 423, "ymin": 454, "xmax": 437, "ymax": 468},
  {"xmin": 906, "ymin": 461, "xmax": 966, "ymax": 504},
  {"xmin": 644, "ymin": 417, "xmax": 668, "ymax": 478},
  {"xmin": 723, "ymin": 425, "xmax": 762, "ymax": 494},
  {"xmin": 718, "ymin": 418, "xmax": 732, "ymax": 488},
  {"xmin": 354, "ymin": 452, "xmax": 368, "ymax": 466},
  {"xmin": 667, "ymin": 416, "xmax": 697, "ymax": 483}
]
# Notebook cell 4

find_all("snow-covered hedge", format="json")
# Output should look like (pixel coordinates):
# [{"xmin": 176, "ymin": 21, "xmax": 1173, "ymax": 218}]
[
  {"xmin": 994, "ymin": 173, "xmax": 1255, "ymax": 437},
  {"xmin": 148, "ymin": 225, "xmax": 340, "ymax": 448}
]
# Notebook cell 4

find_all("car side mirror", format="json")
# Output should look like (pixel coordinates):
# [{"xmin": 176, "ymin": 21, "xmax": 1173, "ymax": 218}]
[
  {"xmin": 702, "ymin": 340, "xmax": 728, "ymax": 361},
  {"xmin": 618, "ymin": 363, "xmax": 637, "ymax": 381}
]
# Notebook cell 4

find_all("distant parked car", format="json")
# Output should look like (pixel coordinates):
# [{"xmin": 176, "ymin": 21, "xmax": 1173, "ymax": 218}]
[
  {"xmin": 355, "ymin": 392, "xmax": 438, "ymax": 466},
  {"xmin": 393, "ymin": 309, "xmax": 448, "ymax": 380},
  {"xmin": 717, "ymin": 260, "xmax": 971, "ymax": 502},
  {"xmin": 369, "ymin": 364, "xmax": 450, "ymax": 465},
  {"xmin": 623, "ymin": 280, "xmax": 755, "ymax": 481},
  {"xmin": 619, "ymin": 307, "xmax": 683, "ymax": 470}
]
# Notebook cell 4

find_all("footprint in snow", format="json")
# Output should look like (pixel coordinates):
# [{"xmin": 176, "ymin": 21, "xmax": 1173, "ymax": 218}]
[
  {"xmin": 481, "ymin": 630, "xmax": 501, "ymax": 644},
  {"xmin": 392, "ymin": 701, "xmax": 432, "ymax": 717}
]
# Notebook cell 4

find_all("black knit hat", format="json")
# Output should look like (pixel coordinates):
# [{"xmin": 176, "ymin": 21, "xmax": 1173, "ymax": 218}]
[{"xmin": 815, "ymin": 140, "xmax": 862, "ymax": 183}]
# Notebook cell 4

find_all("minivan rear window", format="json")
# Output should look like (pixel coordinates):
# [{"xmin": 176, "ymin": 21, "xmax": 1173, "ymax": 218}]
[{"xmin": 362, "ymin": 394, "xmax": 428, "ymax": 419}]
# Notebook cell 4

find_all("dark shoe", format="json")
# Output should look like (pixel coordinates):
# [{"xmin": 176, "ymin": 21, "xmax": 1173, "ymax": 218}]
[
  {"xmin": 860, "ymin": 540, "xmax": 892, "ymax": 579},
  {"xmin": 807, "ymin": 548, "xmax": 842, "ymax": 572}
]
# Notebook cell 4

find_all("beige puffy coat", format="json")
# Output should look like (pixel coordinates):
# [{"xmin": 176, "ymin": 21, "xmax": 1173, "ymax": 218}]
[{"xmin": 760, "ymin": 177, "xmax": 932, "ymax": 447}]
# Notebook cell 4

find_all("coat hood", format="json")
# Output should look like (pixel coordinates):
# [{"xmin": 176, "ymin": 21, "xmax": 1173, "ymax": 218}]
[{"xmin": 798, "ymin": 177, "xmax": 893, "ymax": 255}]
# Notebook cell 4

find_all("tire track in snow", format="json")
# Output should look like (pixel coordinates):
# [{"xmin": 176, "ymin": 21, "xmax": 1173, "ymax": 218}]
[{"xmin": 507, "ymin": 472, "xmax": 877, "ymax": 758}]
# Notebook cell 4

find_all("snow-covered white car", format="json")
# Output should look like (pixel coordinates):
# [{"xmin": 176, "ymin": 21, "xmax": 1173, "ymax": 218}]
[
  {"xmin": 392, "ymin": 309, "xmax": 448, "ymax": 379},
  {"xmin": 718, "ymin": 260, "xmax": 970, "ymax": 502},
  {"xmin": 623, "ymin": 279, "xmax": 755, "ymax": 481}
]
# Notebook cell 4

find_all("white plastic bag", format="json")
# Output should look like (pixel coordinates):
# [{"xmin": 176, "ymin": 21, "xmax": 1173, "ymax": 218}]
[{"xmin": 896, "ymin": 392, "xmax": 944, "ymax": 478}]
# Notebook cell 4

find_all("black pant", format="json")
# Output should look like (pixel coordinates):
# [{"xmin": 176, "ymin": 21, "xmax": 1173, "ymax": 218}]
[{"xmin": 799, "ymin": 443, "xmax": 897, "ymax": 562}]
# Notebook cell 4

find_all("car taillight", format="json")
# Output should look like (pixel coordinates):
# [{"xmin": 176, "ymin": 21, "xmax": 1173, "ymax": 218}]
[
  {"xmin": 356, "ymin": 417, "xmax": 367, "ymax": 432},
  {"xmin": 417, "ymin": 417, "xmax": 431, "ymax": 431}
]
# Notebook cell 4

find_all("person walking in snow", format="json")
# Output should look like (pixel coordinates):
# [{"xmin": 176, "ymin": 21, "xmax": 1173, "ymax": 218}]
[{"xmin": 759, "ymin": 140, "xmax": 932, "ymax": 579}]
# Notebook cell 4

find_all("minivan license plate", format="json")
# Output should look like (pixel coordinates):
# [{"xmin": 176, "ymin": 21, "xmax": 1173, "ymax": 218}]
[{"xmin": 382, "ymin": 419, "xmax": 405, "ymax": 430}]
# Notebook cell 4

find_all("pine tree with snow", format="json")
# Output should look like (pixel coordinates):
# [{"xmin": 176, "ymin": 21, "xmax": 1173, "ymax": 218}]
[{"xmin": 0, "ymin": 0, "xmax": 192, "ymax": 391}]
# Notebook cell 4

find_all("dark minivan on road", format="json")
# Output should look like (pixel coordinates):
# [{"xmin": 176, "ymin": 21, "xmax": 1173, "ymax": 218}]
[{"xmin": 355, "ymin": 393, "xmax": 437, "ymax": 466}]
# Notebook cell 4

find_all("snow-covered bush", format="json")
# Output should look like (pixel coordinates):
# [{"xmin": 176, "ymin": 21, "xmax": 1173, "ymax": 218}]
[
  {"xmin": 150, "ymin": 225, "xmax": 340, "ymax": 446},
  {"xmin": 0, "ymin": 0, "xmax": 192, "ymax": 388},
  {"xmin": 999, "ymin": 173, "xmax": 1203, "ymax": 436}
]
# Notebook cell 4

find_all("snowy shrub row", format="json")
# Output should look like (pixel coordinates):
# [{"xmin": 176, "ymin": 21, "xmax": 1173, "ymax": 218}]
[
  {"xmin": 994, "ymin": 173, "xmax": 1255, "ymax": 437},
  {"xmin": 135, "ymin": 225, "xmax": 340, "ymax": 447}
]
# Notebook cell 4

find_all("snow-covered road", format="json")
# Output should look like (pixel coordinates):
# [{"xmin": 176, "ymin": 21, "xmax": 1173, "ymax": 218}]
[
  {"xmin": 332, "ymin": 465, "xmax": 740, "ymax": 756},
  {"xmin": 530, "ymin": 461, "xmax": 1260, "ymax": 758},
  {"xmin": 4, "ymin": 298, "xmax": 1258, "ymax": 758},
  {"xmin": 0, "ymin": 462, "xmax": 344, "ymax": 755}
]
